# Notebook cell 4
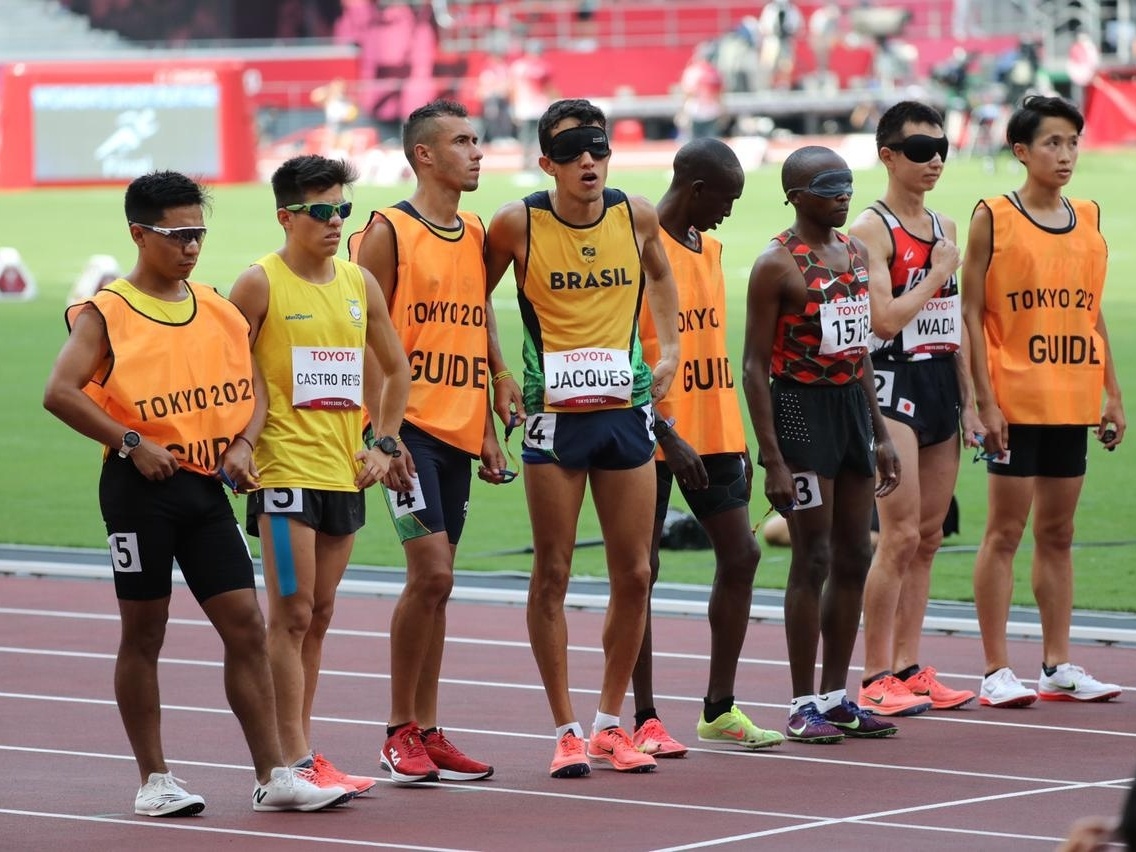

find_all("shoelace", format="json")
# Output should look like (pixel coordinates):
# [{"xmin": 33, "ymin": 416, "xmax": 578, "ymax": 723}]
[
  {"xmin": 799, "ymin": 704, "xmax": 830, "ymax": 726},
  {"xmin": 559, "ymin": 733, "xmax": 585, "ymax": 753},
  {"xmin": 312, "ymin": 754, "xmax": 349, "ymax": 784},
  {"xmin": 399, "ymin": 726, "xmax": 431, "ymax": 758},
  {"xmin": 426, "ymin": 731, "xmax": 460, "ymax": 756},
  {"xmin": 145, "ymin": 774, "xmax": 190, "ymax": 799}
]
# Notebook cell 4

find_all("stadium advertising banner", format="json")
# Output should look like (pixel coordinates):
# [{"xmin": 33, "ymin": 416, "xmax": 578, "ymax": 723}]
[{"xmin": 0, "ymin": 60, "xmax": 256, "ymax": 188}]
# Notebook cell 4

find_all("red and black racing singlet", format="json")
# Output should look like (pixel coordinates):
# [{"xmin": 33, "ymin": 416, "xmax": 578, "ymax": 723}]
[{"xmin": 770, "ymin": 229, "xmax": 871, "ymax": 385}]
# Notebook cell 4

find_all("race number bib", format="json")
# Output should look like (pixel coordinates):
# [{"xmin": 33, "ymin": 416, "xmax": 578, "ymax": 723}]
[
  {"xmin": 291, "ymin": 346, "xmax": 363, "ymax": 409},
  {"xmin": 792, "ymin": 471, "xmax": 822, "ymax": 509},
  {"xmin": 543, "ymin": 347, "xmax": 633, "ymax": 407},
  {"xmin": 387, "ymin": 475, "xmax": 426, "ymax": 519},
  {"xmin": 819, "ymin": 298, "xmax": 870, "ymax": 355},
  {"xmin": 262, "ymin": 488, "xmax": 304, "ymax": 513},
  {"xmin": 874, "ymin": 370, "xmax": 895, "ymax": 408},
  {"xmin": 522, "ymin": 413, "xmax": 557, "ymax": 451},
  {"xmin": 108, "ymin": 532, "xmax": 141, "ymax": 573},
  {"xmin": 901, "ymin": 295, "xmax": 961, "ymax": 354}
]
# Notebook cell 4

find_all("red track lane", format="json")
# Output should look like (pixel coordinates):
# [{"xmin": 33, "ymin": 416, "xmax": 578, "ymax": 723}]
[{"xmin": 2, "ymin": 573, "xmax": 1134, "ymax": 851}]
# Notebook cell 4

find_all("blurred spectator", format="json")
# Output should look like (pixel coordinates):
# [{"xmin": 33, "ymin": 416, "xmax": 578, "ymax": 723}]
[
  {"xmin": 676, "ymin": 43, "xmax": 725, "ymax": 140},
  {"xmin": 1067, "ymin": 31, "xmax": 1101, "ymax": 108},
  {"xmin": 310, "ymin": 77, "xmax": 359, "ymax": 153},
  {"xmin": 757, "ymin": 0, "xmax": 803, "ymax": 90},
  {"xmin": 808, "ymin": 3, "xmax": 842, "ymax": 85},
  {"xmin": 510, "ymin": 40, "xmax": 557, "ymax": 177},
  {"xmin": 715, "ymin": 16, "xmax": 761, "ymax": 93},
  {"xmin": 478, "ymin": 48, "xmax": 516, "ymax": 143}
]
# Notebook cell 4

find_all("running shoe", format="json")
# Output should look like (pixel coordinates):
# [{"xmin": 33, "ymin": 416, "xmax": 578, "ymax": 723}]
[
  {"xmin": 822, "ymin": 697, "xmax": 899, "ymax": 737},
  {"xmin": 979, "ymin": 667, "xmax": 1038, "ymax": 708},
  {"xmin": 857, "ymin": 674, "xmax": 932, "ymax": 716},
  {"xmin": 134, "ymin": 772, "xmax": 205, "ymax": 817},
  {"xmin": 423, "ymin": 728, "xmax": 494, "ymax": 780},
  {"xmin": 632, "ymin": 718, "xmax": 689, "ymax": 757},
  {"xmin": 785, "ymin": 702, "xmax": 844, "ymax": 744},
  {"xmin": 587, "ymin": 726, "xmax": 657, "ymax": 772},
  {"xmin": 312, "ymin": 753, "xmax": 376, "ymax": 795},
  {"xmin": 1037, "ymin": 663, "xmax": 1122, "ymax": 703},
  {"xmin": 902, "ymin": 666, "xmax": 976, "ymax": 710},
  {"xmin": 253, "ymin": 766, "xmax": 350, "ymax": 812},
  {"xmin": 696, "ymin": 705, "xmax": 785, "ymax": 750},
  {"xmin": 549, "ymin": 731, "xmax": 591, "ymax": 779},
  {"xmin": 380, "ymin": 723, "xmax": 440, "ymax": 783}
]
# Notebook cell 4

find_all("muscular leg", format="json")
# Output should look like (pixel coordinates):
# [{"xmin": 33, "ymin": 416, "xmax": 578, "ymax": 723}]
[
  {"xmin": 590, "ymin": 463, "xmax": 654, "ymax": 717},
  {"xmin": 387, "ymin": 532, "xmax": 455, "ymax": 727},
  {"xmin": 631, "ymin": 512, "xmax": 667, "ymax": 714},
  {"xmin": 892, "ymin": 435, "xmax": 959, "ymax": 672},
  {"xmin": 525, "ymin": 462, "xmax": 588, "ymax": 726},
  {"xmin": 301, "ymin": 531, "xmax": 355, "ymax": 743},
  {"xmin": 700, "ymin": 506, "xmax": 760, "ymax": 701},
  {"xmin": 861, "ymin": 422, "xmax": 921, "ymax": 680},
  {"xmin": 1030, "ymin": 476, "xmax": 1083, "ymax": 667},
  {"xmin": 200, "ymin": 588, "xmax": 282, "ymax": 782},
  {"xmin": 973, "ymin": 475, "xmax": 1033, "ymax": 672},
  {"xmin": 116, "ymin": 597, "xmax": 171, "ymax": 782},
  {"xmin": 819, "ymin": 469, "xmax": 875, "ymax": 695},
  {"xmin": 782, "ymin": 476, "xmax": 836, "ymax": 698}
]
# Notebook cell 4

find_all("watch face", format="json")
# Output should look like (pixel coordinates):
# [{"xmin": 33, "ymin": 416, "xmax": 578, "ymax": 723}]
[
  {"xmin": 377, "ymin": 436, "xmax": 399, "ymax": 454},
  {"xmin": 124, "ymin": 430, "xmax": 141, "ymax": 448}
]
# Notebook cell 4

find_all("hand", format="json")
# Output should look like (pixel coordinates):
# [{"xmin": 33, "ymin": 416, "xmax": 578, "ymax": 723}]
[
  {"xmin": 477, "ymin": 439, "xmax": 515, "ymax": 485},
  {"xmin": 215, "ymin": 436, "xmax": 260, "ymax": 492},
  {"xmin": 132, "ymin": 439, "xmax": 181, "ymax": 482},
  {"xmin": 379, "ymin": 450, "xmax": 416, "ymax": 492},
  {"xmin": 977, "ymin": 402, "xmax": 1009, "ymax": 454},
  {"xmin": 875, "ymin": 438, "xmax": 901, "ymax": 498},
  {"xmin": 662, "ymin": 434, "xmax": 708, "ymax": 490},
  {"xmin": 493, "ymin": 375, "xmax": 525, "ymax": 427},
  {"xmin": 1097, "ymin": 398, "xmax": 1125, "ymax": 451},
  {"xmin": 929, "ymin": 238, "xmax": 960, "ymax": 279},
  {"xmin": 354, "ymin": 446, "xmax": 393, "ymax": 489},
  {"xmin": 763, "ymin": 461, "xmax": 797, "ymax": 517},
  {"xmin": 650, "ymin": 355, "xmax": 678, "ymax": 403},
  {"xmin": 960, "ymin": 406, "xmax": 985, "ymax": 449}
]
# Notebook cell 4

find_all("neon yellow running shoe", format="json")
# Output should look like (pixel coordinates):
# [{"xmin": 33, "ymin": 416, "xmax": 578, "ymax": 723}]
[{"xmin": 697, "ymin": 705, "xmax": 785, "ymax": 750}]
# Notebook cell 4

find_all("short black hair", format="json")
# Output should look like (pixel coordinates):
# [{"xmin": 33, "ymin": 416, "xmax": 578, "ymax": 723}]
[
  {"xmin": 271, "ymin": 155, "xmax": 358, "ymax": 208},
  {"xmin": 124, "ymin": 171, "xmax": 211, "ymax": 225},
  {"xmin": 1006, "ymin": 94, "xmax": 1084, "ymax": 147},
  {"xmin": 538, "ymin": 99, "xmax": 606, "ymax": 155},
  {"xmin": 875, "ymin": 100, "xmax": 945, "ymax": 149},
  {"xmin": 672, "ymin": 137, "xmax": 743, "ymax": 186},
  {"xmin": 403, "ymin": 99, "xmax": 470, "ymax": 166}
]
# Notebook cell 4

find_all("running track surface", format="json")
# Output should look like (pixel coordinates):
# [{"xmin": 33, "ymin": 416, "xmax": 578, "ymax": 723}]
[{"xmin": 2, "ymin": 572, "xmax": 1134, "ymax": 851}]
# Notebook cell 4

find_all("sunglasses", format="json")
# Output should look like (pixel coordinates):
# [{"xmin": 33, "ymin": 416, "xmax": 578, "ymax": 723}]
[
  {"xmin": 785, "ymin": 168, "xmax": 854, "ymax": 202},
  {"xmin": 547, "ymin": 125, "xmax": 611, "ymax": 164},
  {"xmin": 132, "ymin": 222, "xmax": 207, "ymax": 245},
  {"xmin": 283, "ymin": 201, "xmax": 353, "ymax": 222},
  {"xmin": 884, "ymin": 134, "xmax": 949, "ymax": 163}
]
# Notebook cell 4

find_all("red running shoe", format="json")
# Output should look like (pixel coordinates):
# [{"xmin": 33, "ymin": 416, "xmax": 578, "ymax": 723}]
[
  {"xmin": 423, "ymin": 728, "xmax": 494, "ymax": 781},
  {"xmin": 380, "ymin": 723, "xmax": 439, "ymax": 783}
]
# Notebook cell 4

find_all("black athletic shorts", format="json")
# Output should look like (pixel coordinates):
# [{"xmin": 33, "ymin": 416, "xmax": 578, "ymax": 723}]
[
  {"xmin": 764, "ymin": 378, "xmax": 876, "ymax": 479},
  {"xmin": 871, "ymin": 355, "xmax": 960, "ymax": 447},
  {"xmin": 986, "ymin": 424, "xmax": 1088, "ymax": 478},
  {"xmin": 245, "ymin": 486, "xmax": 365, "ymax": 537},
  {"xmin": 654, "ymin": 453, "xmax": 749, "ymax": 524},
  {"xmin": 382, "ymin": 421, "xmax": 472, "ymax": 544},
  {"xmin": 100, "ymin": 455, "xmax": 254, "ymax": 604}
]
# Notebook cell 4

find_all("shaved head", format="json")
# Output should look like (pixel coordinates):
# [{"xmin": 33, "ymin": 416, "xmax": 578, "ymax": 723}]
[
  {"xmin": 781, "ymin": 145, "xmax": 845, "ymax": 193},
  {"xmin": 672, "ymin": 137, "xmax": 743, "ymax": 187}
]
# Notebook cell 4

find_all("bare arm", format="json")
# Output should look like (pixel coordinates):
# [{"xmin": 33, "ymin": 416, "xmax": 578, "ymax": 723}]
[
  {"xmin": 1095, "ymin": 311, "xmax": 1125, "ymax": 448},
  {"xmin": 360, "ymin": 268, "xmax": 411, "ymax": 486},
  {"xmin": 960, "ymin": 202, "xmax": 1006, "ymax": 452},
  {"xmin": 485, "ymin": 201, "xmax": 529, "ymax": 419},
  {"xmin": 631, "ymin": 195, "xmax": 680, "ymax": 402}
]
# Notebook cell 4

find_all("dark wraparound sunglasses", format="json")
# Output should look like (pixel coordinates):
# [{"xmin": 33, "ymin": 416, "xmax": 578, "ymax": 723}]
[
  {"xmin": 284, "ymin": 201, "xmax": 353, "ymax": 222},
  {"xmin": 883, "ymin": 134, "xmax": 950, "ymax": 163}
]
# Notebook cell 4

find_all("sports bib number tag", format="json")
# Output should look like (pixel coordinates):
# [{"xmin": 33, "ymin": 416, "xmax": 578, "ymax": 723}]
[
  {"xmin": 108, "ymin": 532, "xmax": 141, "ymax": 573},
  {"xmin": 902, "ymin": 295, "xmax": 960, "ymax": 354},
  {"xmin": 874, "ymin": 370, "xmax": 895, "ymax": 408},
  {"xmin": 792, "ymin": 471, "xmax": 822, "ymax": 509},
  {"xmin": 388, "ymin": 475, "xmax": 426, "ymax": 519},
  {"xmin": 522, "ymin": 413, "xmax": 557, "ymax": 451},
  {"xmin": 819, "ymin": 298, "xmax": 870, "ymax": 355},
  {"xmin": 291, "ymin": 346, "xmax": 363, "ymax": 409},
  {"xmin": 543, "ymin": 347, "xmax": 633, "ymax": 407},
  {"xmin": 262, "ymin": 488, "xmax": 304, "ymax": 513}
]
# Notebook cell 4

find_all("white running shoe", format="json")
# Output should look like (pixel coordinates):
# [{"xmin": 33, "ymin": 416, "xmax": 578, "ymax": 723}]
[
  {"xmin": 1038, "ymin": 663, "xmax": 1122, "ymax": 702},
  {"xmin": 253, "ymin": 766, "xmax": 350, "ymax": 812},
  {"xmin": 134, "ymin": 771, "xmax": 206, "ymax": 817},
  {"xmin": 979, "ymin": 667, "xmax": 1038, "ymax": 708}
]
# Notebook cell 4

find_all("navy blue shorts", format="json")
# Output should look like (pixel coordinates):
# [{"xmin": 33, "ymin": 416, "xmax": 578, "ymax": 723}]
[
  {"xmin": 521, "ymin": 405, "xmax": 655, "ymax": 470},
  {"xmin": 382, "ymin": 421, "xmax": 472, "ymax": 544},
  {"xmin": 100, "ymin": 455, "xmax": 254, "ymax": 604}
]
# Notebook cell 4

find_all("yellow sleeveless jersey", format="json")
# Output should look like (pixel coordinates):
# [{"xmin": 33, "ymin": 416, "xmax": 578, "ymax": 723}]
[
  {"xmin": 520, "ymin": 188, "xmax": 652, "ymax": 413},
  {"xmin": 350, "ymin": 203, "xmax": 489, "ymax": 456},
  {"xmin": 982, "ymin": 194, "xmax": 1107, "ymax": 425},
  {"xmin": 252, "ymin": 252, "xmax": 367, "ymax": 490},
  {"xmin": 67, "ymin": 279, "xmax": 255, "ymax": 476},
  {"xmin": 640, "ymin": 229, "xmax": 745, "ymax": 457}
]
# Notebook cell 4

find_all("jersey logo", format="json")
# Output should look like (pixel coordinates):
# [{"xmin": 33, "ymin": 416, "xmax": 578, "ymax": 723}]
[
  {"xmin": 903, "ymin": 246, "xmax": 916, "ymax": 262},
  {"xmin": 581, "ymin": 245, "xmax": 597, "ymax": 263}
]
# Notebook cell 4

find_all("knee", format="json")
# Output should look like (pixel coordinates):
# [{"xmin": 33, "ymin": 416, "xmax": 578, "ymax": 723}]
[
  {"xmin": 308, "ymin": 599, "xmax": 337, "ymax": 639},
  {"xmin": 406, "ymin": 565, "xmax": 455, "ymax": 607},
  {"xmin": 985, "ymin": 522, "xmax": 1027, "ymax": 556},
  {"xmin": 272, "ymin": 595, "xmax": 316, "ymax": 639},
  {"xmin": 881, "ymin": 521, "xmax": 922, "ymax": 562},
  {"xmin": 121, "ymin": 619, "xmax": 166, "ymax": 659},
  {"xmin": 717, "ymin": 538, "xmax": 760, "ymax": 590},
  {"xmin": 915, "ymin": 526, "xmax": 945, "ymax": 561},
  {"xmin": 1033, "ymin": 517, "xmax": 1075, "ymax": 552},
  {"xmin": 609, "ymin": 560, "xmax": 651, "ymax": 602},
  {"xmin": 529, "ymin": 563, "xmax": 571, "ymax": 613},
  {"xmin": 787, "ymin": 545, "xmax": 831, "ymax": 596}
]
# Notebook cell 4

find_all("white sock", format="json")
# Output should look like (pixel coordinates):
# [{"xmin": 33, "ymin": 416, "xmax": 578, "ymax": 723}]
[
  {"xmin": 555, "ymin": 722, "xmax": 584, "ymax": 740},
  {"xmin": 815, "ymin": 689, "xmax": 847, "ymax": 713},
  {"xmin": 789, "ymin": 695, "xmax": 816, "ymax": 714},
  {"xmin": 592, "ymin": 711, "xmax": 620, "ymax": 733}
]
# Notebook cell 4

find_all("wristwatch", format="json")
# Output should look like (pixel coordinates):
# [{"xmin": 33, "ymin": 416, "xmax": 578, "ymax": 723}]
[
  {"xmin": 376, "ymin": 435, "xmax": 402, "ymax": 458},
  {"xmin": 118, "ymin": 430, "xmax": 141, "ymax": 458}
]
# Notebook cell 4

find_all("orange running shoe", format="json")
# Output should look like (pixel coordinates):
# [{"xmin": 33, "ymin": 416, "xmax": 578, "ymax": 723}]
[
  {"xmin": 857, "ymin": 674, "xmax": 932, "ymax": 716},
  {"xmin": 902, "ymin": 666, "xmax": 976, "ymax": 710},
  {"xmin": 549, "ymin": 731, "xmax": 590, "ymax": 779},
  {"xmin": 632, "ymin": 718, "xmax": 688, "ymax": 758},
  {"xmin": 587, "ymin": 726, "xmax": 657, "ymax": 773},
  {"xmin": 312, "ymin": 753, "xmax": 376, "ymax": 795},
  {"xmin": 423, "ymin": 728, "xmax": 494, "ymax": 781}
]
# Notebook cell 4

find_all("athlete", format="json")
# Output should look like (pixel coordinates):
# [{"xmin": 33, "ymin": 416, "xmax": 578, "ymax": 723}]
[
  {"xmin": 742, "ymin": 146, "xmax": 901, "ymax": 745},
  {"xmin": 349, "ymin": 100, "xmax": 509, "ymax": 784},
  {"xmin": 961, "ymin": 95, "xmax": 1124, "ymax": 708},
  {"xmin": 631, "ymin": 137, "xmax": 783, "ymax": 757},
  {"xmin": 43, "ymin": 170, "xmax": 349, "ymax": 815},
  {"xmin": 850, "ymin": 100, "xmax": 982, "ymax": 716},
  {"xmin": 228, "ymin": 155, "xmax": 411, "ymax": 793},
  {"xmin": 484, "ymin": 98, "xmax": 680, "ymax": 777}
]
